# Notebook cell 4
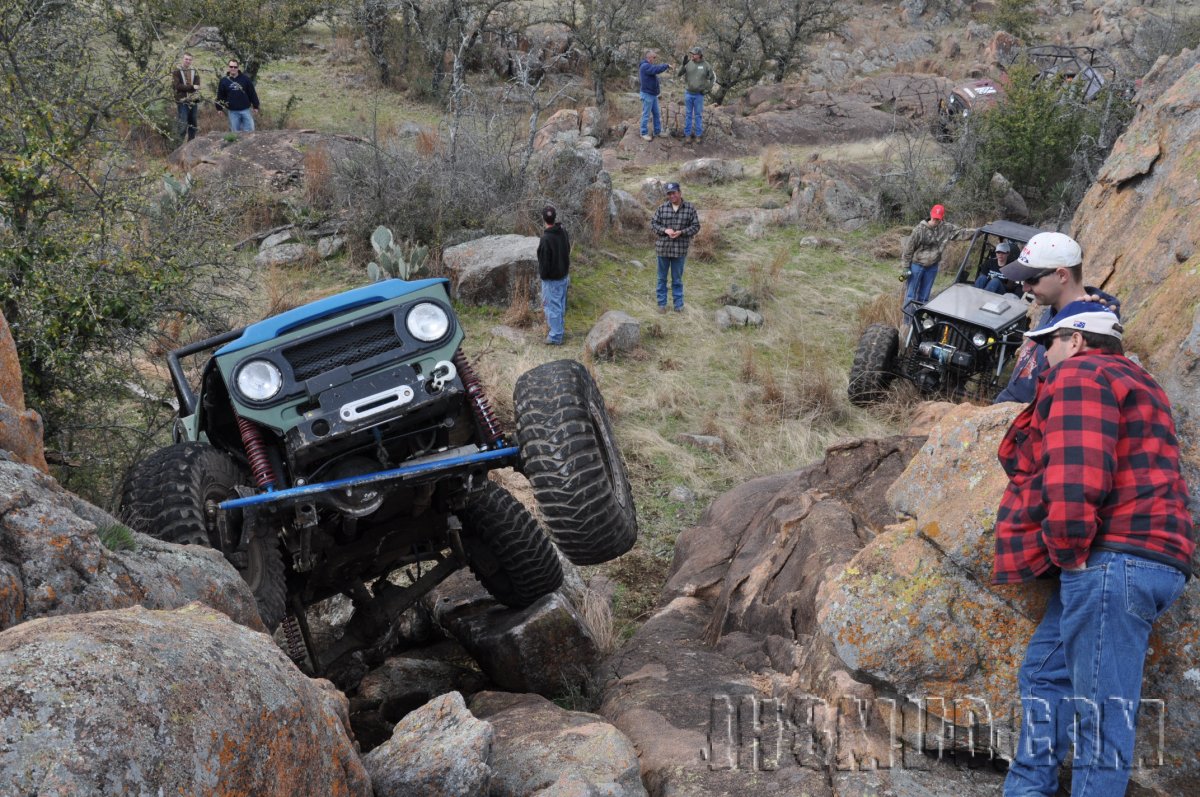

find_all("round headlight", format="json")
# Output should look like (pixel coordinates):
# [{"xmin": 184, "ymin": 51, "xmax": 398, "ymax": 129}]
[
  {"xmin": 972, "ymin": 332, "xmax": 989, "ymax": 348},
  {"xmin": 920, "ymin": 316, "xmax": 935, "ymax": 330},
  {"xmin": 406, "ymin": 302, "xmax": 450, "ymax": 342},
  {"xmin": 236, "ymin": 359, "xmax": 283, "ymax": 401}
]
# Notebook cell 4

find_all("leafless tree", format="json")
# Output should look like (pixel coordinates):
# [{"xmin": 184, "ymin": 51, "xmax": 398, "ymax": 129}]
[
  {"xmin": 550, "ymin": 0, "xmax": 645, "ymax": 106},
  {"xmin": 356, "ymin": 0, "xmax": 396, "ymax": 85},
  {"xmin": 695, "ymin": 0, "xmax": 846, "ymax": 103},
  {"xmin": 504, "ymin": 49, "xmax": 576, "ymax": 177}
]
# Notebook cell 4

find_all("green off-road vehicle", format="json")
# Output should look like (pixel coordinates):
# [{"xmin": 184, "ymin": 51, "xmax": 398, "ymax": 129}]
[{"xmin": 120, "ymin": 278, "xmax": 637, "ymax": 670}]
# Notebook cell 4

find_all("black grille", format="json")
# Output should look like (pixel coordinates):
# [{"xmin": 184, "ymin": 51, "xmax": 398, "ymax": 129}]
[{"xmin": 283, "ymin": 316, "xmax": 401, "ymax": 382}]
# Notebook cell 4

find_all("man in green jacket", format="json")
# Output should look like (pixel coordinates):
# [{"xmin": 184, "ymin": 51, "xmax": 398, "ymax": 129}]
[{"xmin": 678, "ymin": 46, "xmax": 716, "ymax": 144}]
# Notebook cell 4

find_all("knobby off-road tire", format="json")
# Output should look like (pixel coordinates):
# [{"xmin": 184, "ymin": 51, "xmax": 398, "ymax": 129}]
[
  {"xmin": 119, "ymin": 442, "xmax": 287, "ymax": 629},
  {"xmin": 457, "ymin": 481, "xmax": 564, "ymax": 609},
  {"xmin": 847, "ymin": 324, "xmax": 900, "ymax": 406},
  {"xmin": 513, "ymin": 359, "xmax": 638, "ymax": 565}
]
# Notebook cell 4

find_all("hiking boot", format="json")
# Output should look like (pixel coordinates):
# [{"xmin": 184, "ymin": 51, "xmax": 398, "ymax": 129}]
[{"xmin": 656, "ymin": 305, "xmax": 667, "ymax": 314}]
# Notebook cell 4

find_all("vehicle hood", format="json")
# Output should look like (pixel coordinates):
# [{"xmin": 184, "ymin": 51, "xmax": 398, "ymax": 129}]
[{"xmin": 923, "ymin": 284, "xmax": 1029, "ymax": 331}]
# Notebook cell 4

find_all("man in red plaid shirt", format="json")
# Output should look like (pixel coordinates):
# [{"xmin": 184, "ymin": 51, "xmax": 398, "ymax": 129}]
[{"xmin": 994, "ymin": 300, "xmax": 1193, "ymax": 797}]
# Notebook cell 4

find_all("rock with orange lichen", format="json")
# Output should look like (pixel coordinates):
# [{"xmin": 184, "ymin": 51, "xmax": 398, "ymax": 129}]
[
  {"xmin": 1071, "ymin": 48, "xmax": 1200, "ymax": 491},
  {"xmin": 0, "ymin": 603, "xmax": 371, "ymax": 796},
  {"xmin": 0, "ymin": 457, "xmax": 262, "ymax": 632},
  {"xmin": 823, "ymin": 402, "xmax": 1200, "ymax": 796},
  {"xmin": 816, "ymin": 525, "xmax": 1037, "ymax": 756},
  {"xmin": 364, "ymin": 691, "xmax": 492, "ymax": 797},
  {"xmin": 0, "ymin": 311, "xmax": 47, "ymax": 473}
]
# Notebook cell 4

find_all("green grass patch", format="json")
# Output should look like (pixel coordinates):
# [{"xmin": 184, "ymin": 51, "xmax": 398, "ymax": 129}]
[{"xmin": 98, "ymin": 523, "xmax": 138, "ymax": 552}]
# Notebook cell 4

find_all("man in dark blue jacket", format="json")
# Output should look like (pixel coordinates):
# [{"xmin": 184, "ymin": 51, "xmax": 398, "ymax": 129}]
[
  {"xmin": 993, "ymin": 232, "xmax": 1120, "ymax": 404},
  {"xmin": 216, "ymin": 59, "xmax": 260, "ymax": 132},
  {"xmin": 638, "ymin": 50, "xmax": 671, "ymax": 142}
]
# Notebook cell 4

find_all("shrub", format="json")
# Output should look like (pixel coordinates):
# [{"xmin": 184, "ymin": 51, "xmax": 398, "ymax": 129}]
[
  {"xmin": 966, "ymin": 60, "xmax": 1134, "ymax": 222},
  {"xmin": 332, "ymin": 123, "xmax": 527, "ymax": 250},
  {"xmin": 983, "ymin": 0, "xmax": 1038, "ymax": 42}
]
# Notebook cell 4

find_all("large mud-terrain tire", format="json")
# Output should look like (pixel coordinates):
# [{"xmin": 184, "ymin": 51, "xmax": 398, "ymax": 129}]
[
  {"xmin": 120, "ymin": 442, "xmax": 287, "ymax": 629},
  {"xmin": 457, "ymin": 481, "xmax": 564, "ymax": 608},
  {"xmin": 513, "ymin": 359, "xmax": 638, "ymax": 565},
  {"xmin": 848, "ymin": 324, "xmax": 900, "ymax": 406}
]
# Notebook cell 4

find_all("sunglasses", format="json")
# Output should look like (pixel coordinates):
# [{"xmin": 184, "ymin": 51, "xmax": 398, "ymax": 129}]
[{"xmin": 1022, "ymin": 269, "xmax": 1058, "ymax": 285}]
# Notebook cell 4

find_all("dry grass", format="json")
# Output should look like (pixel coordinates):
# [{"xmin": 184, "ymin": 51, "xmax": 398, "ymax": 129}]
[
  {"xmin": 739, "ymin": 343, "xmax": 850, "ymax": 428},
  {"xmin": 148, "ymin": 313, "xmax": 186, "ymax": 357},
  {"xmin": 118, "ymin": 118, "xmax": 174, "ymax": 160},
  {"xmin": 855, "ymin": 291, "xmax": 904, "ymax": 335},
  {"xmin": 688, "ymin": 222, "xmax": 722, "ymax": 262},
  {"xmin": 303, "ymin": 145, "xmax": 335, "ymax": 205},
  {"xmin": 262, "ymin": 264, "xmax": 311, "ymax": 317},
  {"xmin": 415, "ymin": 129, "xmax": 441, "ymax": 156},
  {"xmin": 748, "ymin": 245, "xmax": 788, "ymax": 303},
  {"xmin": 502, "ymin": 278, "xmax": 542, "ymax": 329},
  {"xmin": 577, "ymin": 587, "xmax": 618, "ymax": 655}
]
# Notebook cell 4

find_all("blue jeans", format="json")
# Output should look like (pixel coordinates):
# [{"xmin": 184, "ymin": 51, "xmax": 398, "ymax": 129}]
[
  {"xmin": 640, "ymin": 92, "xmax": 662, "ymax": 136},
  {"xmin": 227, "ymin": 109, "xmax": 255, "ymax": 132},
  {"xmin": 541, "ymin": 276, "xmax": 569, "ymax": 343},
  {"xmin": 176, "ymin": 102, "xmax": 198, "ymax": 141},
  {"xmin": 975, "ymin": 273, "xmax": 1006, "ymax": 294},
  {"xmin": 1004, "ymin": 551, "xmax": 1186, "ymax": 797},
  {"xmin": 656, "ymin": 256, "xmax": 685, "ymax": 309},
  {"xmin": 684, "ymin": 92, "xmax": 704, "ymax": 136},
  {"xmin": 904, "ymin": 261, "xmax": 938, "ymax": 305}
]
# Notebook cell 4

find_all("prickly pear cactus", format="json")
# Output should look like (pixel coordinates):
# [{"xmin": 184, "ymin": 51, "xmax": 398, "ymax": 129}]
[{"xmin": 367, "ymin": 226, "xmax": 429, "ymax": 282}]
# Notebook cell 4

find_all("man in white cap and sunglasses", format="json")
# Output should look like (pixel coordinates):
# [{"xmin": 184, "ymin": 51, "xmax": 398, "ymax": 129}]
[
  {"xmin": 993, "ymin": 301, "xmax": 1192, "ymax": 797},
  {"xmin": 993, "ymin": 232, "xmax": 1120, "ymax": 404}
]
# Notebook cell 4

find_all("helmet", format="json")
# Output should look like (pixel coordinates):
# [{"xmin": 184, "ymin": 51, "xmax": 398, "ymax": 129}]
[{"xmin": 929, "ymin": 204, "xmax": 945, "ymax": 220}]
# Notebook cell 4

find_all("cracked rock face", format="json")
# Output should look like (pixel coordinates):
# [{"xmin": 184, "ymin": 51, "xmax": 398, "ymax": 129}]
[
  {"xmin": 1071, "ymin": 49, "xmax": 1200, "ymax": 493},
  {"xmin": 603, "ymin": 403, "xmax": 1200, "ymax": 796}
]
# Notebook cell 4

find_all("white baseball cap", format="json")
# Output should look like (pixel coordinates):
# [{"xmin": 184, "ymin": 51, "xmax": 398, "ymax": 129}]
[
  {"xmin": 1025, "ymin": 301, "xmax": 1123, "ymax": 343},
  {"xmin": 1001, "ymin": 232, "xmax": 1083, "ymax": 283}
]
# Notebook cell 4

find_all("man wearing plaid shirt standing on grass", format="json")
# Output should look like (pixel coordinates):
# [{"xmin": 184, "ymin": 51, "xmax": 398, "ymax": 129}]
[
  {"xmin": 993, "ymin": 301, "xmax": 1193, "ymax": 797},
  {"xmin": 650, "ymin": 182, "xmax": 700, "ymax": 313}
]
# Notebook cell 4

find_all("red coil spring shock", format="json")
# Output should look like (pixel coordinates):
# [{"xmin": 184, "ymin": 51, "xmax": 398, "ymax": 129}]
[
  {"xmin": 452, "ymin": 349, "xmax": 504, "ymax": 444},
  {"xmin": 236, "ymin": 414, "xmax": 279, "ymax": 489}
]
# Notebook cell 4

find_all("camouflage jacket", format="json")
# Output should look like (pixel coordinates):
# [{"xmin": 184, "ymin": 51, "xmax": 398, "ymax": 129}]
[{"xmin": 901, "ymin": 220, "xmax": 976, "ymax": 267}]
